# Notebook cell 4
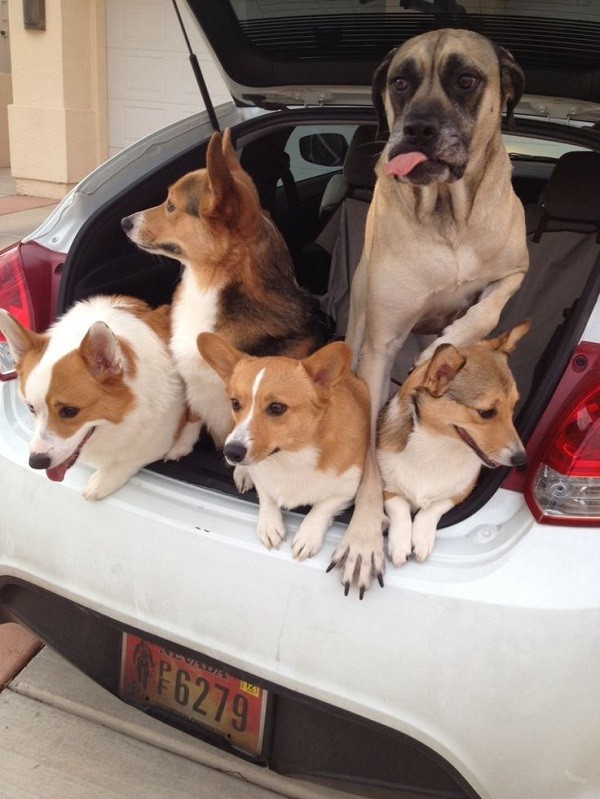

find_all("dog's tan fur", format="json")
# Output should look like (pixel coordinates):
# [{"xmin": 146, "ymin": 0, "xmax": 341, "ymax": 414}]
[
  {"xmin": 377, "ymin": 321, "xmax": 528, "ymax": 565},
  {"xmin": 123, "ymin": 130, "xmax": 323, "ymax": 450},
  {"xmin": 199, "ymin": 335, "xmax": 370, "ymax": 558},
  {"xmin": 331, "ymin": 29, "xmax": 529, "ymax": 593}
]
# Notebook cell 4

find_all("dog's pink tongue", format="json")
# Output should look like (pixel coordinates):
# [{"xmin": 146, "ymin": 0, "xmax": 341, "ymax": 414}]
[
  {"xmin": 384, "ymin": 151, "xmax": 428, "ymax": 177},
  {"xmin": 46, "ymin": 463, "xmax": 69, "ymax": 482}
]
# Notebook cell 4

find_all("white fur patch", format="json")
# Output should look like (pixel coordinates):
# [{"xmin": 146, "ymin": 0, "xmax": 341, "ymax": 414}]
[
  {"xmin": 377, "ymin": 425, "xmax": 481, "ymax": 512},
  {"xmin": 249, "ymin": 446, "xmax": 361, "ymax": 511},
  {"xmin": 22, "ymin": 295, "xmax": 186, "ymax": 497},
  {"xmin": 170, "ymin": 274, "xmax": 232, "ymax": 447}
]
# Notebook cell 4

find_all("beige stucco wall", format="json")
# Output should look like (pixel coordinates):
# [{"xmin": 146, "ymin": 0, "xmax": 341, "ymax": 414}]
[
  {"xmin": 7, "ymin": 0, "xmax": 107, "ymax": 198},
  {"xmin": 0, "ymin": 72, "xmax": 12, "ymax": 167}
]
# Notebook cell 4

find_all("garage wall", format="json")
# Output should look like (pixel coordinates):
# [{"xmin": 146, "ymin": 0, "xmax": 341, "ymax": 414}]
[{"xmin": 106, "ymin": 0, "xmax": 229, "ymax": 157}]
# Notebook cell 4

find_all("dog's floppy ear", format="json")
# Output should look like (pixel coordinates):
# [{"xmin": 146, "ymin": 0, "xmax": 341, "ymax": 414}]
[
  {"xmin": 372, "ymin": 48, "xmax": 397, "ymax": 141},
  {"xmin": 198, "ymin": 332, "xmax": 245, "ymax": 383},
  {"xmin": 486, "ymin": 319, "xmax": 530, "ymax": 355},
  {"xmin": 494, "ymin": 44, "xmax": 525, "ymax": 132},
  {"xmin": 422, "ymin": 344, "xmax": 466, "ymax": 397},
  {"xmin": 0, "ymin": 309, "xmax": 46, "ymax": 366},
  {"xmin": 302, "ymin": 341, "xmax": 351, "ymax": 395},
  {"xmin": 80, "ymin": 321, "xmax": 126, "ymax": 382}
]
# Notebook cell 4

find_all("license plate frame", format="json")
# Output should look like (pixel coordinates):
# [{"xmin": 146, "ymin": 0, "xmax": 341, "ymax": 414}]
[{"xmin": 119, "ymin": 633, "xmax": 271, "ymax": 760}]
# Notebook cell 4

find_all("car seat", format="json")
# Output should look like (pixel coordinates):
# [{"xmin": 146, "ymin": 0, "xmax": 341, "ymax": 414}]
[{"xmin": 493, "ymin": 149, "xmax": 600, "ymax": 405}]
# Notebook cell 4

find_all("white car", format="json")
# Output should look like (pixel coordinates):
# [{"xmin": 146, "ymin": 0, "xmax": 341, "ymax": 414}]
[{"xmin": 1, "ymin": 3, "xmax": 599, "ymax": 798}]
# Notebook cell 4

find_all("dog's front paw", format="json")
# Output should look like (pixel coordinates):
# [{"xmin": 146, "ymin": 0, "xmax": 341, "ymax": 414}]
[
  {"xmin": 387, "ymin": 521, "xmax": 413, "ymax": 567},
  {"xmin": 83, "ymin": 469, "xmax": 127, "ymax": 501},
  {"xmin": 410, "ymin": 516, "xmax": 437, "ymax": 562},
  {"xmin": 327, "ymin": 514, "xmax": 386, "ymax": 598},
  {"xmin": 233, "ymin": 465, "xmax": 254, "ymax": 493},
  {"xmin": 257, "ymin": 506, "xmax": 286, "ymax": 550},
  {"xmin": 291, "ymin": 521, "xmax": 327, "ymax": 561}
]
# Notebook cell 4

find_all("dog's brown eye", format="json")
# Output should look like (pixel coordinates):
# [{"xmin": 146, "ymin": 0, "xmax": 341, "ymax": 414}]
[
  {"xmin": 266, "ymin": 402, "xmax": 287, "ymax": 416},
  {"xmin": 391, "ymin": 77, "xmax": 408, "ymax": 92},
  {"xmin": 26, "ymin": 402, "xmax": 36, "ymax": 416},
  {"xmin": 457, "ymin": 74, "xmax": 477, "ymax": 90},
  {"xmin": 59, "ymin": 406, "xmax": 80, "ymax": 419},
  {"xmin": 166, "ymin": 200, "xmax": 175, "ymax": 213},
  {"xmin": 231, "ymin": 398, "xmax": 241, "ymax": 412},
  {"xmin": 477, "ymin": 408, "xmax": 497, "ymax": 420}
]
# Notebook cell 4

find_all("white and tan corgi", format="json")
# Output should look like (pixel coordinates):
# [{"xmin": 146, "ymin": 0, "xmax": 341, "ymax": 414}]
[
  {"xmin": 121, "ymin": 129, "xmax": 324, "ymax": 453},
  {"xmin": 0, "ymin": 296, "xmax": 193, "ymax": 500},
  {"xmin": 198, "ymin": 333, "xmax": 370, "ymax": 560},
  {"xmin": 377, "ymin": 321, "xmax": 529, "ymax": 566}
]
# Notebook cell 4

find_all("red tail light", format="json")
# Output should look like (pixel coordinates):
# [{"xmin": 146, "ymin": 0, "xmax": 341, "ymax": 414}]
[
  {"xmin": 0, "ymin": 245, "xmax": 35, "ymax": 340},
  {"xmin": 525, "ymin": 346, "xmax": 600, "ymax": 525},
  {"xmin": 0, "ymin": 241, "xmax": 65, "ymax": 380}
]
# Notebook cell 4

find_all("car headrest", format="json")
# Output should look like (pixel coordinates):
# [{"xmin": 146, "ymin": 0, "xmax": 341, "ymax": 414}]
[
  {"xmin": 343, "ymin": 125, "xmax": 382, "ymax": 189},
  {"xmin": 542, "ymin": 150, "xmax": 600, "ymax": 223}
]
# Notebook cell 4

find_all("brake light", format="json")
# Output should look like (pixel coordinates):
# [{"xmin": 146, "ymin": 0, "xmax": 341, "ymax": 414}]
[
  {"xmin": 0, "ymin": 245, "xmax": 35, "ymax": 339},
  {"xmin": 0, "ymin": 241, "xmax": 65, "ymax": 380},
  {"xmin": 526, "ymin": 368, "xmax": 600, "ymax": 526}
]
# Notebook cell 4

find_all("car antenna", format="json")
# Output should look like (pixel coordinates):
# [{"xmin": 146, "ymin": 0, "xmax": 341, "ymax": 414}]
[{"xmin": 171, "ymin": 0, "xmax": 220, "ymax": 132}]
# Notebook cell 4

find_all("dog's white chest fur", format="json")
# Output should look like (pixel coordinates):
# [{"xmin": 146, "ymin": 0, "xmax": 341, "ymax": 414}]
[
  {"xmin": 250, "ymin": 446, "xmax": 361, "ymax": 510},
  {"xmin": 170, "ymin": 273, "xmax": 232, "ymax": 445},
  {"xmin": 378, "ymin": 424, "xmax": 481, "ymax": 511}
]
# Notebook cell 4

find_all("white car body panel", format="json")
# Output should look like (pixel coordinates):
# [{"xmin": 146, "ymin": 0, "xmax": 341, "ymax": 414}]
[{"xmin": 2, "ymin": 373, "xmax": 600, "ymax": 799}]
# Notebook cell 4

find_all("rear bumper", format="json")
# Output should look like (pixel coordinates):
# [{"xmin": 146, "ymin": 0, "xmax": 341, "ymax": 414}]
[{"xmin": 2, "ymin": 379, "xmax": 600, "ymax": 799}]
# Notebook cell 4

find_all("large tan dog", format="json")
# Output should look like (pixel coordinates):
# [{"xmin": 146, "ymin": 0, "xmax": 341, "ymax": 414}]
[{"xmin": 332, "ymin": 29, "xmax": 529, "ymax": 594}]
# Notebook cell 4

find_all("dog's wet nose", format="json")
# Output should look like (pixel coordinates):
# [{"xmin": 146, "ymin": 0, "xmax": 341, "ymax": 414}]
[
  {"xmin": 511, "ymin": 450, "xmax": 527, "ymax": 469},
  {"xmin": 29, "ymin": 452, "xmax": 51, "ymax": 470},
  {"xmin": 403, "ymin": 115, "xmax": 441, "ymax": 148},
  {"xmin": 120, "ymin": 216, "xmax": 134, "ymax": 233},
  {"xmin": 224, "ymin": 441, "xmax": 247, "ymax": 464}
]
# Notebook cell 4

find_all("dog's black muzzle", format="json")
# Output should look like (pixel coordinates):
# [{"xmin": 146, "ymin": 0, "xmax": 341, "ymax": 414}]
[
  {"xmin": 224, "ymin": 441, "xmax": 247, "ymax": 465},
  {"xmin": 401, "ymin": 112, "xmax": 442, "ymax": 153}
]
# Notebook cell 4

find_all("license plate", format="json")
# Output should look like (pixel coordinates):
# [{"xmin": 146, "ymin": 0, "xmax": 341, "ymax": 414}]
[{"xmin": 120, "ymin": 633, "xmax": 269, "ymax": 757}]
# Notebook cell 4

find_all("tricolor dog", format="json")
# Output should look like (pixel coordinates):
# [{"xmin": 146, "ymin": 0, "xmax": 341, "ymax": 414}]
[
  {"xmin": 377, "ymin": 321, "xmax": 529, "ymax": 565},
  {"xmin": 0, "ymin": 296, "xmax": 191, "ymax": 500},
  {"xmin": 121, "ymin": 129, "xmax": 323, "ymax": 453},
  {"xmin": 198, "ymin": 333, "xmax": 370, "ymax": 564},
  {"xmin": 333, "ymin": 29, "xmax": 529, "ymax": 593}
]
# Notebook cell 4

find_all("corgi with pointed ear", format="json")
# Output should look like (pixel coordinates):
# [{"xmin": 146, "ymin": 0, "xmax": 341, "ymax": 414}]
[
  {"xmin": 0, "ymin": 296, "xmax": 193, "ymax": 500},
  {"xmin": 377, "ymin": 320, "xmax": 529, "ymax": 566},
  {"xmin": 198, "ymin": 333, "xmax": 370, "ymax": 561},
  {"xmin": 121, "ymin": 128, "xmax": 324, "ymax": 456}
]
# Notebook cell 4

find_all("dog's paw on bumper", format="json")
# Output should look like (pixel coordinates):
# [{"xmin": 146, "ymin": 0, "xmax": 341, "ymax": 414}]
[{"xmin": 327, "ymin": 524, "xmax": 386, "ymax": 599}]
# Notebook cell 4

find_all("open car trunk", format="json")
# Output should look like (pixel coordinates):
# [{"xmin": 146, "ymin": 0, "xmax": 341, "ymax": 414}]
[{"xmin": 56, "ymin": 108, "xmax": 600, "ymax": 526}]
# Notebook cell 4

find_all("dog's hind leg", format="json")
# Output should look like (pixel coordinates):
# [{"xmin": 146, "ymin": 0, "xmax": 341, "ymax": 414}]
[{"xmin": 165, "ymin": 418, "xmax": 201, "ymax": 461}]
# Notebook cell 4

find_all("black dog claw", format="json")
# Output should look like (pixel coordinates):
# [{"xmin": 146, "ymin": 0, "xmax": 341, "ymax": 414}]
[
  {"xmin": 326, "ymin": 561, "xmax": 336, "ymax": 573},
  {"xmin": 344, "ymin": 582, "xmax": 350, "ymax": 596},
  {"xmin": 377, "ymin": 573, "xmax": 384, "ymax": 588},
  {"xmin": 359, "ymin": 587, "xmax": 365, "ymax": 600}
]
